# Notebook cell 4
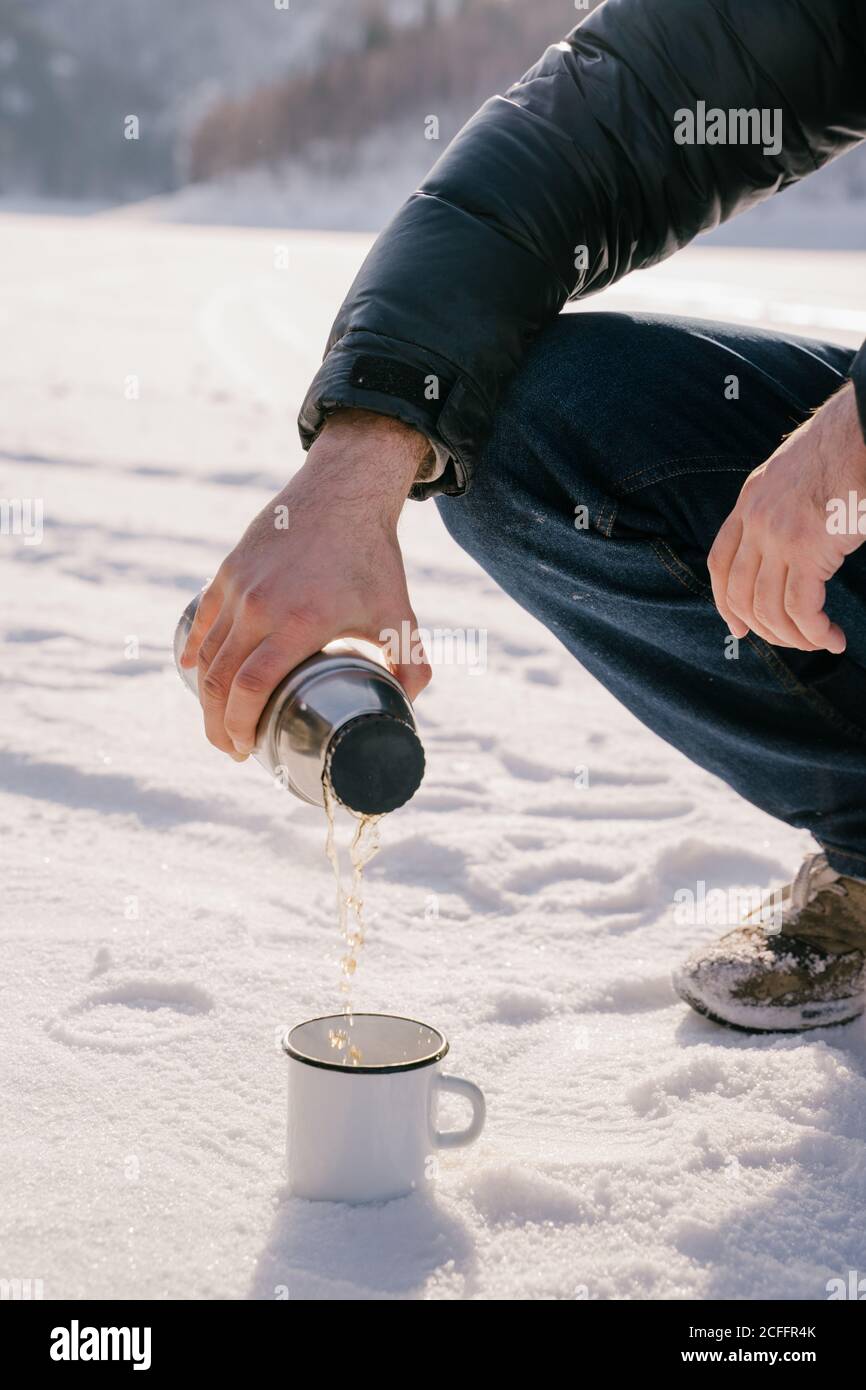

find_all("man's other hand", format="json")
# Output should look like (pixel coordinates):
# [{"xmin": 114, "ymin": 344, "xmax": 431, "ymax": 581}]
[{"xmin": 708, "ymin": 383, "xmax": 866, "ymax": 653}]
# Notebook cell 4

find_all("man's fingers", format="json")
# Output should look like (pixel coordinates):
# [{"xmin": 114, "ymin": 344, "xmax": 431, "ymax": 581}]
[
  {"xmin": 389, "ymin": 644, "xmax": 430, "ymax": 700},
  {"xmin": 180, "ymin": 579, "xmax": 223, "ymax": 667},
  {"xmin": 196, "ymin": 611, "xmax": 233, "ymax": 677},
  {"xmin": 783, "ymin": 569, "xmax": 846, "ymax": 654},
  {"xmin": 724, "ymin": 542, "xmax": 768, "ymax": 639},
  {"xmin": 707, "ymin": 515, "xmax": 748, "ymax": 637},
  {"xmin": 390, "ymin": 653, "xmax": 432, "ymax": 702},
  {"xmin": 379, "ymin": 614, "xmax": 432, "ymax": 701},
  {"xmin": 224, "ymin": 632, "xmax": 321, "ymax": 755},
  {"xmin": 200, "ymin": 625, "xmax": 262, "ymax": 756},
  {"xmin": 752, "ymin": 558, "xmax": 818, "ymax": 650}
]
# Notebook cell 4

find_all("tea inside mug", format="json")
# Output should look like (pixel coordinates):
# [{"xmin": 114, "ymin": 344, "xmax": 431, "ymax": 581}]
[{"xmin": 285, "ymin": 1014, "xmax": 448, "ymax": 1071}]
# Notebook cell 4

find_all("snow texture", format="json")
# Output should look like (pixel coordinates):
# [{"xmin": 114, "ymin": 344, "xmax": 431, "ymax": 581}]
[{"xmin": 2, "ymin": 214, "xmax": 866, "ymax": 1300}]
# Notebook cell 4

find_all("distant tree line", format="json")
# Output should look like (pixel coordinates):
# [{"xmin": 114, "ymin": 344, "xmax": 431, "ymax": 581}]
[{"xmin": 187, "ymin": 0, "xmax": 593, "ymax": 184}]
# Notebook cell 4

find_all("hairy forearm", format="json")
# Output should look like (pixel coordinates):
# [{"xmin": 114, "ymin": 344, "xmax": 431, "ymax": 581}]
[
  {"xmin": 806, "ymin": 383, "xmax": 866, "ymax": 489},
  {"xmin": 309, "ymin": 409, "xmax": 432, "ymax": 525}
]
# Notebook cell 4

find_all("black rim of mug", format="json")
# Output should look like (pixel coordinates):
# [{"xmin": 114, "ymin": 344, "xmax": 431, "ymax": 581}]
[{"xmin": 282, "ymin": 1012, "xmax": 450, "ymax": 1075}]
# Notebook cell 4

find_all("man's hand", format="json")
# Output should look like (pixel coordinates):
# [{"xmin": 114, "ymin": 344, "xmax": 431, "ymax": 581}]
[
  {"xmin": 708, "ymin": 383, "xmax": 866, "ymax": 653},
  {"xmin": 180, "ymin": 409, "xmax": 432, "ymax": 759}
]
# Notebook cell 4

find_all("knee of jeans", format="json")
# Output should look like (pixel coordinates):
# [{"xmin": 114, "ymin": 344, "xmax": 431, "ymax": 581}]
[
  {"xmin": 434, "ymin": 387, "xmax": 535, "ymax": 556},
  {"xmin": 438, "ymin": 313, "xmax": 633, "ymax": 546},
  {"xmin": 435, "ymin": 483, "xmax": 489, "ymax": 561}
]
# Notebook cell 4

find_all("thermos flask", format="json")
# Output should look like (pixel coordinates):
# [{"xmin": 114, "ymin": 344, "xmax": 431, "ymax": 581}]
[{"xmin": 173, "ymin": 591, "xmax": 425, "ymax": 816}]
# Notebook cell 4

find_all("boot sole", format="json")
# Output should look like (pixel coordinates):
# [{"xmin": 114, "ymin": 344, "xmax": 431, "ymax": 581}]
[{"xmin": 678, "ymin": 986, "xmax": 864, "ymax": 1034}]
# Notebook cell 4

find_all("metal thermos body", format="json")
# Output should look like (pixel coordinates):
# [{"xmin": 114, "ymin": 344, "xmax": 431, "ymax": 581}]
[{"xmin": 173, "ymin": 592, "xmax": 425, "ymax": 816}]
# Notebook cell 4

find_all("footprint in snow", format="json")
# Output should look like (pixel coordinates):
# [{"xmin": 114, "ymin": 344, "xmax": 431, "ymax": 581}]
[
  {"xmin": 524, "ymin": 665, "xmax": 561, "ymax": 686},
  {"xmin": 499, "ymin": 640, "xmax": 546, "ymax": 658},
  {"xmin": 47, "ymin": 978, "xmax": 215, "ymax": 1054},
  {"xmin": 485, "ymin": 988, "xmax": 553, "ymax": 1025},
  {"xmin": 499, "ymin": 750, "xmax": 559, "ymax": 782}
]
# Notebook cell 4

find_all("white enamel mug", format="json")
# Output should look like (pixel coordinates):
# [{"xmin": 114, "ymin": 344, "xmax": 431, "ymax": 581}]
[{"xmin": 282, "ymin": 1013, "xmax": 486, "ymax": 1203}]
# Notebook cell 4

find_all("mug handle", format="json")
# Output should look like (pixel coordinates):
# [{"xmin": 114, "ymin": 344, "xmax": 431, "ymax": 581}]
[{"xmin": 434, "ymin": 1074, "xmax": 486, "ymax": 1150}]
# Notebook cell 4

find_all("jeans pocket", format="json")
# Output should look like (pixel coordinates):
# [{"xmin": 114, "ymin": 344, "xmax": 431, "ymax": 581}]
[{"xmin": 777, "ymin": 648, "xmax": 866, "ymax": 744}]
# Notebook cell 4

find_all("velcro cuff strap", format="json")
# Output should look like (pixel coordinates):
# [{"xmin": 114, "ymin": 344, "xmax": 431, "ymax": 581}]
[{"xmin": 350, "ymin": 355, "xmax": 442, "ymax": 412}]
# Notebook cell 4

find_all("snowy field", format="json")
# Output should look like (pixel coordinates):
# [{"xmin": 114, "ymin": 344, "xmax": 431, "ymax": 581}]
[{"xmin": 3, "ymin": 213, "xmax": 866, "ymax": 1301}]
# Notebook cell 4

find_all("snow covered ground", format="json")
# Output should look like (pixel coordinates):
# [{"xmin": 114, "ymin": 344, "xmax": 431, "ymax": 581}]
[{"xmin": 3, "ymin": 213, "xmax": 866, "ymax": 1301}]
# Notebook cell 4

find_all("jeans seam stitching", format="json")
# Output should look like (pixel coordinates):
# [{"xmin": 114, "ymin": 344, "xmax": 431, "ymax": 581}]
[
  {"xmin": 650, "ymin": 540, "xmax": 704, "ymax": 597},
  {"xmin": 615, "ymin": 454, "xmax": 755, "ymax": 489},
  {"xmin": 650, "ymin": 540, "xmax": 866, "ymax": 747},
  {"xmin": 618, "ymin": 461, "xmax": 755, "ymax": 496},
  {"xmin": 596, "ymin": 500, "xmax": 618, "ymax": 536}
]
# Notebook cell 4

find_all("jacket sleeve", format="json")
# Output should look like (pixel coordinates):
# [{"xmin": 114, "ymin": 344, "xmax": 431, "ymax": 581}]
[
  {"xmin": 852, "ymin": 345, "xmax": 866, "ymax": 445},
  {"xmin": 298, "ymin": 0, "xmax": 866, "ymax": 499}
]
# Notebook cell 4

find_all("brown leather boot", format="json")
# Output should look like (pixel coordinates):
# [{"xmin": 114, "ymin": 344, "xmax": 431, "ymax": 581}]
[{"xmin": 673, "ymin": 853, "xmax": 866, "ymax": 1032}]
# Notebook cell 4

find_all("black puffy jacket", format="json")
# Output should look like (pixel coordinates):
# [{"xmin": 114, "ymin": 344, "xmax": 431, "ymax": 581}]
[{"xmin": 298, "ymin": 0, "xmax": 866, "ymax": 499}]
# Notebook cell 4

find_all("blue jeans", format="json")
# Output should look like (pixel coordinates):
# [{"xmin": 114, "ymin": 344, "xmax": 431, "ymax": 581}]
[{"xmin": 437, "ymin": 312, "xmax": 866, "ymax": 878}]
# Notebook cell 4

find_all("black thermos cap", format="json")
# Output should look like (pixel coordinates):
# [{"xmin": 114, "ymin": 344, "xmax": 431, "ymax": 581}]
[{"xmin": 327, "ymin": 714, "xmax": 425, "ymax": 816}]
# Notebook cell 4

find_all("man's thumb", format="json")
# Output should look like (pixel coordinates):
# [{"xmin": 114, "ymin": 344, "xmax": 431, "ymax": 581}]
[{"xmin": 376, "ymin": 613, "xmax": 432, "ymax": 702}]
